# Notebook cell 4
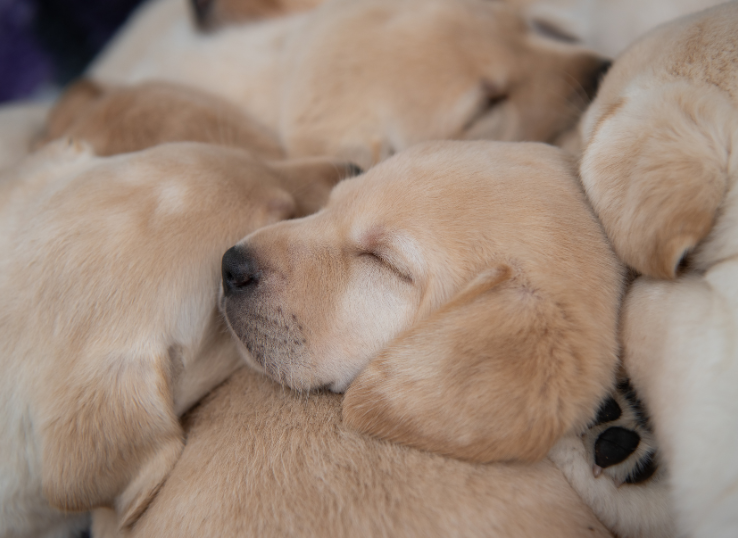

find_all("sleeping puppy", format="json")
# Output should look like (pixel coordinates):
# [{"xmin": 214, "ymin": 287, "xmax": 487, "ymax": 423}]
[
  {"xmin": 220, "ymin": 140, "xmax": 623, "ymax": 463},
  {"xmin": 93, "ymin": 367, "xmax": 614, "ymax": 538},
  {"xmin": 90, "ymin": 0, "xmax": 610, "ymax": 169},
  {"xmin": 577, "ymin": 2, "xmax": 738, "ymax": 537},
  {"xmin": 0, "ymin": 140, "xmax": 353, "ymax": 538},
  {"xmin": 39, "ymin": 79, "xmax": 284, "ymax": 159}
]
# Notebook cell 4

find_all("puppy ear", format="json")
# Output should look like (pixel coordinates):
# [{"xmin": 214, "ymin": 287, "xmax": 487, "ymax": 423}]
[
  {"xmin": 343, "ymin": 264, "xmax": 615, "ymax": 463},
  {"xmin": 580, "ymin": 82, "xmax": 735, "ymax": 278},
  {"xmin": 40, "ymin": 353, "xmax": 183, "ymax": 528},
  {"xmin": 41, "ymin": 78, "xmax": 105, "ymax": 144},
  {"xmin": 269, "ymin": 158, "xmax": 363, "ymax": 217}
]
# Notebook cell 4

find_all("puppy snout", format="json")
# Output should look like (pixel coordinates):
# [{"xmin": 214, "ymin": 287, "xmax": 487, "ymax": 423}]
[
  {"xmin": 191, "ymin": 0, "xmax": 213, "ymax": 29},
  {"xmin": 584, "ymin": 58, "xmax": 613, "ymax": 100},
  {"xmin": 222, "ymin": 246, "xmax": 260, "ymax": 296}
]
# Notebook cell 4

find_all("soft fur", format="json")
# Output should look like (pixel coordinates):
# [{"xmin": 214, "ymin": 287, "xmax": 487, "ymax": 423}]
[
  {"xmin": 191, "ymin": 0, "xmax": 323, "ymax": 29},
  {"xmin": 578, "ymin": 2, "xmax": 738, "ymax": 536},
  {"xmin": 39, "ymin": 79, "xmax": 284, "ymax": 160},
  {"xmin": 90, "ymin": 0, "xmax": 608, "ymax": 169},
  {"xmin": 92, "ymin": 367, "xmax": 614, "ymax": 538},
  {"xmin": 0, "ymin": 140, "xmax": 352, "ymax": 538},
  {"xmin": 220, "ymin": 140, "xmax": 623, "ymax": 463}
]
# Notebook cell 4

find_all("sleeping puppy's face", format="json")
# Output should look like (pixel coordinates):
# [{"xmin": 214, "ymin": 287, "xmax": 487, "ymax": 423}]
[
  {"xmin": 578, "ymin": 2, "xmax": 738, "ymax": 279},
  {"xmin": 222, "ymin": 141, "xmax": 623, "ymax": 462},
  {"xmin": 280, "ymin": 0, "xmax": 610, "ymax": 168}
]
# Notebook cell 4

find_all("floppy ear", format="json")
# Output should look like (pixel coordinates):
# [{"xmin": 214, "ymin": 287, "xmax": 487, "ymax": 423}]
[
  {"xmin": 580, "ymin": 81, "xmax": 735, "ymax": 279},
  {"xmin": 40, "ymin": 353, "xmax": 183, "ymax": 529},
  {"xmin": 41, "ymin": 78, "xmax": 105, "ymax": 144},
  {"xmin": 343, "ymin": 264, "xmax": 616, "ymax": 463},
  {"xmin": 269, "ymin": 158, "xmax": 362, "ymax": 217}
]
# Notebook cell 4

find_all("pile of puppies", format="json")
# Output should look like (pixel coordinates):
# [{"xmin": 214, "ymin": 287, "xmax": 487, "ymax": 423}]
[{"xmin": 0, "ymin": 0, "xmax": 736, "ymax": 537}]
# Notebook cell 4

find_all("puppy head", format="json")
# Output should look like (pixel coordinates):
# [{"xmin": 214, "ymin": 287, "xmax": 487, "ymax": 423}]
[
  {"xmin": 221, "ymin": 141, "xmax": 622, "ymax": 461},
  {"xmin": 579, "ymin": 5, "xmax": 738, "ymax": 278},
  {"xmin": 12, "ymin": 143, "xmax": 351, "ymax": 526},
  {"xmin": 191, "ymin": 0, "xmax": 322, "ymax": 30},
  {"xmin": 280, "ymin": 0, "xmax": 611, "ymax": 169}
]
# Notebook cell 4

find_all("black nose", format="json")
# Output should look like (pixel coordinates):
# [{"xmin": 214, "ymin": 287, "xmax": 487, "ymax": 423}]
[
  {"xmin": 222, "ymin": 246, "xmax": 260, "ymax": 296},
  {"xmin": 585, "ymin": 58, "xmax": 613, "ymax": 100},
  {"xmin": 191, "ymin": 0, "xmax": 213, "ymax": 28}
]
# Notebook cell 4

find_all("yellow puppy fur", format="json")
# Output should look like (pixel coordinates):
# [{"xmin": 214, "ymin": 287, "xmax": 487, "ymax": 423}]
[
  {"xmin": 579, "ymin": 2, "xmax": 738, "ymax": 537},
  {"xmin": 220, "ymin": 141, "xmax": 623, "ymax": 463},
  {"xmin": 39, "ymin": 79, "xmax": 284, "ymax": 160},
  {"xmin": 0, "ymin": 140, "xmax": 351, "ymax": 538},
  {"xmin": 91, "ymin": 0, "xmax": 608, "ymax": 169},
  {"xmin": 92, "ymin": 367, "xmax": 614, "ymax": 538}
]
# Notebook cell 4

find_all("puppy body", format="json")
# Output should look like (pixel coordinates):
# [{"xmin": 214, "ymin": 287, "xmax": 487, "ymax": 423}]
[
  {"xmin": 91, "ymin": 0, "xmax": 608, "ymax": 169},
  {"xmin": 0, "ymin": 141, "xmax": 346, "ymax": 538},
  {"xmin": 578, "ymin": 3, "xmax": 738, "ymax": 536},
  {"xmin": 99, "ymin": 367, "xmax": 614, "ymax": 538}
]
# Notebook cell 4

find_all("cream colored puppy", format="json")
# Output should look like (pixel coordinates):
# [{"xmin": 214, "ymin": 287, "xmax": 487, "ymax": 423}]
[
  {"xmin": 578, "ymin": 3, "xmax": 738, "ymax": 537},
  {"xmin": 93, "ymin": 367, "xmax": 614, "ymax": 538},
  {"xmin": 91, "ymin": 0, "xmax": 609, "ymax": 169},
  {"xmin": 220, "ymin": 141, "xmax": 623, "ymax": 463},
  {"xmin": 0, "ymin": 140, "xmax": 351, "ymax": 538}
]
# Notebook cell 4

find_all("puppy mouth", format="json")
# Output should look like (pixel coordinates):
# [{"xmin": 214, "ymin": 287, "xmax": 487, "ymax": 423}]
[{"xmin": 221, "ymin": 298, "xmax": 312, "ymax": 388}]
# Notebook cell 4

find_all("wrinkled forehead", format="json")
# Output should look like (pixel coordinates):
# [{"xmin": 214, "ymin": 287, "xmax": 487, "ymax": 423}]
[{"xmin": 327, "ymin": 141, "xmax": 567, "ymax": 235}]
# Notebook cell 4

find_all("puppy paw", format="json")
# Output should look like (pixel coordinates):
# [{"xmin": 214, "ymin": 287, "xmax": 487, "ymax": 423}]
[
  {"xmin": 549, "ymin": 378, "xmax": 676, "ymax": 538},
  {"xmin": 586, "ymin": 379, "xmax": 658, "ymax": 487}
]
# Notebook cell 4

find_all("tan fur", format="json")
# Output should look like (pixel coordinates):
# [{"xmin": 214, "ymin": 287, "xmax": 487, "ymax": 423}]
[
  {"xmin": 95, "ymin": 367, "xmax": 613, "ymax": 538},
  {"xmin": 91, "ymin": 0, "xmax": 608, "ymax": 169},
  {"xmin": 0, "ymin": 140, "xmax": 352, "ymax": 538},
  {"xmin": 40, "ymin": 80, "xmax": 284, "ymax": 159},
  {"xmin": 221, "ymin": 140, "xmax": 623, "ymax": 463},
  {"xmin": 579, "ymin": 1, "xmax": 738, "ymax": 279}
]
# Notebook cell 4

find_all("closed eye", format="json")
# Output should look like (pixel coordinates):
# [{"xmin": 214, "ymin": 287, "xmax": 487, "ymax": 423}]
[
  {"xmin": 359, "ymin": 251, "xmax": 413, "ymax": 283},
  {"xmin": 463, "ymin": 88, "xmax": 508, "ymax": 131}
]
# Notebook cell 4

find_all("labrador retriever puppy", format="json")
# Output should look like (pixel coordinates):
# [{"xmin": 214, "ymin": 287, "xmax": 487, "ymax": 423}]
[
  {"xmin": 92, "ymin": 367, "xmax": 614, "ymax": 538},
  {"xmin": 577, "ymin": 3, "xmax": 738, "ymax": 536},
  {"xmin": 220, "ymin": 140, "xmax": 623, "ymax": 463},
  {"xmin": 39, "ymin": 79, "xmax": 284, "ymax": 159},
  {"xmin": 91, "ymin": 0, "xmax": 609, "ymax": 169},
  {"xmin": 0, "ymin": 140, "xmax": 352, "ymax": 538}
]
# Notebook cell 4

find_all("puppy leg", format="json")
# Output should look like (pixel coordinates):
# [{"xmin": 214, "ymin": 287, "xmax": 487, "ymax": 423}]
[{"xmin": 343, "ymin": 264, "xmax": 618, "ymax": 463}]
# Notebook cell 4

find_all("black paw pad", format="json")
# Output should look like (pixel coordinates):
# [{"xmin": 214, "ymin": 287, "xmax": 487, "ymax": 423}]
[
  {"xmin": 594, "ymin": 426, "xmax": 640, "ymax": 468},
  {"xmin": 593, "ymin": 397, "xmax": 622, "ymax": 426}
]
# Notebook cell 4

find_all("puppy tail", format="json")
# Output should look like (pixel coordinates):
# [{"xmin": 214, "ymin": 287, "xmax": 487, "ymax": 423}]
[
  {"xmin": 343, "ymin": 263, "xmax": 618, "ymax": 463},
  {"xmin": 580, "ymin": 80, "xmax": 738, "ymax": 278}
]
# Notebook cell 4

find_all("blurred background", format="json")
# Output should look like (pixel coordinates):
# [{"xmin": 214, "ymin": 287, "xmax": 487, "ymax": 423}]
[{"xmin": 0, "ymin": 0, "xmax": 146, "ymax": 103}]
